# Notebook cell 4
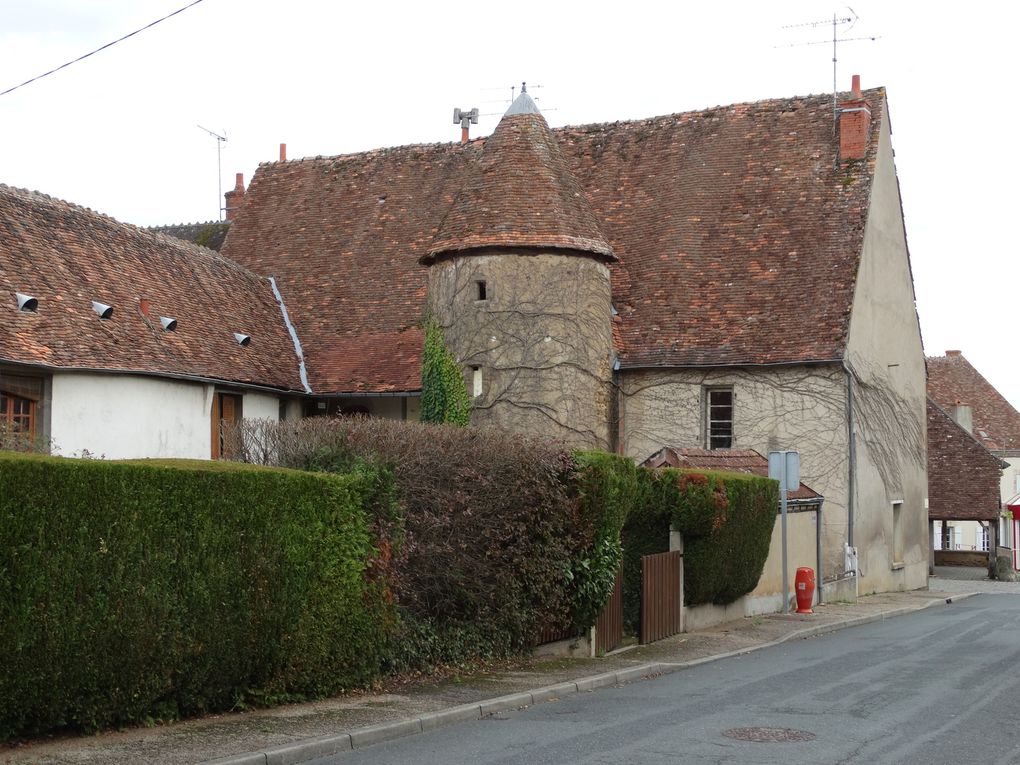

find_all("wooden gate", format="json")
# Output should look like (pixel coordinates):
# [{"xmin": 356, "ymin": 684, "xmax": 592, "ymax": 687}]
[
  {"xmin": 595, "ymin": 567, "xmax": 624, "ymax": 654},
  {"xmin": 640, "ymin": 550, "xmax": 682, "ymax": 644}
]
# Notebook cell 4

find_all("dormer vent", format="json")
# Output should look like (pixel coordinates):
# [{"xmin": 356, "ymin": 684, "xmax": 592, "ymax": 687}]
[
  {"xmin": 15, "ymin": 292, "xmax": 37, "ymax": 312},
  {"xmin": 160, "ymin": 316, "xmax": 178, "ymax": 332},
  {"xmin": 233, "ymin": 332, "xmax": 251, "ymax": 347},
  {"xmin": 91, "ymin": 301, "xmax": 113, "ymax": 320}
]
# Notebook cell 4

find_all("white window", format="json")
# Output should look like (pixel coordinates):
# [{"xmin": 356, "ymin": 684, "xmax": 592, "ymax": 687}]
[
  {"xmin": 472, "ymin": 367, "xmax": 483, "ymax": 398},
  {"xmin": 706, "ymin": 388, "xmax": 733, "ymax": 450},
  {"xmin": 978, "ymin": 524, "xmax": 990, "ymax": 552}
]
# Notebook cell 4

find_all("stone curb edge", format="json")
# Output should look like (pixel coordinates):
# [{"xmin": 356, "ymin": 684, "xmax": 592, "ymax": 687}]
[{"xmin": 200, "ymin": 593, "xmax": 977, "ymax": 765}]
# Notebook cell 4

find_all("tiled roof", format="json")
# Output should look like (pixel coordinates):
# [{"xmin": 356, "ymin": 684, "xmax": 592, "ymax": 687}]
[
  {"xmin": 0, "ymin": 185, "xmax": 303, "ymax": 390},
  {"xmin": 427, "ymin": 93, "xmax": 614, "ymax": 262},
  {"xmin": 150, "ymin": 221, "xmax": 231, "ymax": 252},
  {"xmin": 927, "ymin": 399, "xmax": 1007, "ymax": 521},
  {"xmin": 221, "ymin": 145, "xmax": 472, "ymax": 393},
  {"xmin": 640, "ymin": 446, "xmax": 822, "ymax": 502},
  {"xmin": 927, "ymin": 352, "xmax": 1020, "ymax": 452},
  {"xmin": 223, "ymin": 87, "xmax": 885, "ymax": 393}
]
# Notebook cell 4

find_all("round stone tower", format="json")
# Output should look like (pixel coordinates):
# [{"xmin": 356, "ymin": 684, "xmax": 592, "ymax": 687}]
[{"xmin": 421, "ymin": 87, "xmax": 615, "ymax": 449}]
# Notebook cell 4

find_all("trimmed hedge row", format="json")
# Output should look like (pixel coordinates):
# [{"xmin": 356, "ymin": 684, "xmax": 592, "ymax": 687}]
[
  {"xmin": 0, "ymin": 453, "xmax": 393, "ymax": 739},
  {"xmin": 619, "ymin": 467, "xmax": 779, "ymax": 630}
]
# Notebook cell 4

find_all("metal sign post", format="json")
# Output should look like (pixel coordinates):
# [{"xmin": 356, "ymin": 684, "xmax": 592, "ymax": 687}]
[{"xmin": 769, "ymin": 451, "xmax": 800, "ymax": 614}]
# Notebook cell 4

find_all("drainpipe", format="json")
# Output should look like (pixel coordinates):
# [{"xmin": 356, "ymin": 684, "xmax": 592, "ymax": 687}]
[
  {"xmin": 816, "ymin": 498, "xmax": 825, "ymax": 603},
  {"xmin": 843, "ymin": 362, "xmax": 857, "ymax": 551}
]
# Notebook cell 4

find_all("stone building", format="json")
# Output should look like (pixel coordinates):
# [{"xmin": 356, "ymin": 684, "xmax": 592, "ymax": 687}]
[{"xmin": 1, "ymin": 77, "xmax": 928, "ymax": 597}]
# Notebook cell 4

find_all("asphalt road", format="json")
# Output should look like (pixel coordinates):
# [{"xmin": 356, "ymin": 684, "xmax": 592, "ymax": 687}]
[{"xmin": 310, "ymin": 594, "xmax": 1020, "ymax": 765}]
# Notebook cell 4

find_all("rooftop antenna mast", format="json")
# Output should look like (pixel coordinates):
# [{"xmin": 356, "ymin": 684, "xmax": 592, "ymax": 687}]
[
  {"xmin": 197, "ymin": 125, "xmax": 227, "ymax": 221},
  {"xmin": 778, "ymin": 8, "xmax": 878, "ymax": 129}
]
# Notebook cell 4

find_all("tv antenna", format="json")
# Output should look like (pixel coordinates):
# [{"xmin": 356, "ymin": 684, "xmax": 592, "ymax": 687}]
[
  {"xmin": 777, "ymin": 8, "xmax": 878, "ymax": 127},
  {"xmin": 481, "ymin": 82, "xmax": 545, "ymax": 106},
  {"xmin": 197, "ymin": 125, "xmax": 227, "ymax": 221}
]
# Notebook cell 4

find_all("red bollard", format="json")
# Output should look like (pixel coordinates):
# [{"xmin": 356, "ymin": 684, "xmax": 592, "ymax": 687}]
[{"xmin": 795, "ymin": 567, "xmax": 815, "ymax": 614}]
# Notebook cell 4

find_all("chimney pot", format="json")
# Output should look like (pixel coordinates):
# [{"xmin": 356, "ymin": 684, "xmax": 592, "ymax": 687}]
[
  {"xmin": 224, "ymin": 172, "xmax": 246, "ymax": 222},
  {"xmin": 851, "ymin": 74, "xmax": 862, "ymax": 99},
  {"xmin": 279, "ymin": 143, "xmax": 287, "ymax": 162}
]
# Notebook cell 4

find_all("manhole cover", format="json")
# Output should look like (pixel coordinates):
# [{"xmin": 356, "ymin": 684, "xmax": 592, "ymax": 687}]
[{"xmin": 723, "ymin": 727, "xmax": 816, "ymax": 743}]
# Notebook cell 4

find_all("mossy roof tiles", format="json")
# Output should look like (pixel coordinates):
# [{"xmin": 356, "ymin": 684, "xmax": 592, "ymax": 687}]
[
  {"xmin": 927, "ymin": 352, "xmax": 1020, "ymax": 453},
  {"xmin": 223, "ymin": 87, "xmax": 886, "ymax": 394},
  {"xmin": 0, "ymin": 185, "xmax": 303, "ymax": 390},
  {"xmin": 926, "ymin": 398, "xmax": 1008, "ymax": 520}
]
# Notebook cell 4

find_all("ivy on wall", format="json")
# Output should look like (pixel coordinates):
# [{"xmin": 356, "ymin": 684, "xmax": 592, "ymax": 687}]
[{"xmin": 420, "ymin": 317, "xmax": 470, "ymax": 426}]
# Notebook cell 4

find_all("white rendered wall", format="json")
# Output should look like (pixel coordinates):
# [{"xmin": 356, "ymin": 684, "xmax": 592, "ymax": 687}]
[
  {"xmin": 50, "ymin": 374, "xmax": 285, "ymax": 460},
  {"xmin": 50, "ymin": 373, "xmax": 212, "ymax": 460},
  {"xmin": 243, "ymin": 391, "xmax": 280, "ymax": 423}
]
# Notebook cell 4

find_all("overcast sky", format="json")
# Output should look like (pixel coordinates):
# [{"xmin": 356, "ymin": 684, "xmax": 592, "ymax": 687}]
[{"xmin": 2, "ymin": 1, "xmax": 1018, "ymax": 409}]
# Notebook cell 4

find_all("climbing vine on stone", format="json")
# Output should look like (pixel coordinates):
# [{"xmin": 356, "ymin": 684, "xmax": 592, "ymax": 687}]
[{"xmin": 420, "ymin": 317, "xmax": 471, "ymax": 425}]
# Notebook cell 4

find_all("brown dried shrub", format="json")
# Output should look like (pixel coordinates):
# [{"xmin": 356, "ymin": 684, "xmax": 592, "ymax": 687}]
[{"xmin": 224, "ymin": 417, "xmax": 586, "ymax": 665}]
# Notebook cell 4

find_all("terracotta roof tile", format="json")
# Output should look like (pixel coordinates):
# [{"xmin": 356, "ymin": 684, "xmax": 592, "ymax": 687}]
[
  {"xmin": 427, "ymin": 95, "xmax": 613, "ymax": 261},
  {"xmin": 927, "ymin": 352, "xmax": 1020, "ymax": 452},
  {"xmin": 926, "ymin": 398, "xmax": 1007, "ymax": 520},
  {"xmin": 223, "ymin": 87, "xmax": 885, "ymax": 393},
  {"xmin": 0, "ymin": 185, "xmax": 303, "ymax": 390},
  {"xmin": 640, "ymin": 446, "xmax": 822, "ymax": 502}
]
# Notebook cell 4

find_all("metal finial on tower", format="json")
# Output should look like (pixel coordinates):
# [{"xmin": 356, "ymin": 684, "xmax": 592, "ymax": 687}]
[{"xmin": 521, "ymin": 81, "xmax": 527, "ymax": 94}]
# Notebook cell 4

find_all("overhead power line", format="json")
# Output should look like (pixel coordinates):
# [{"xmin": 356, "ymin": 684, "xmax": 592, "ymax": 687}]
[{"xmin": 0, "ymin": 0, "xmax": 206, "ymax": 98}]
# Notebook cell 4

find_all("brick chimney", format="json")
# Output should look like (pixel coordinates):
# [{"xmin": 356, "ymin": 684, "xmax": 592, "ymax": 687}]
[
  {"xmin": 946, "ymin": 350, "xmax": 962, "ymax": 357},
  {"xmin": 279, "ymin": 143, "xmax": 287, "ymax": 162},
  {"xmin": 839, "ymin": 74, "xmax": 872, "ymax": 161},
  {"xmin": 224, "ymin": 173, "xmax": 245, "ymax": 222}
]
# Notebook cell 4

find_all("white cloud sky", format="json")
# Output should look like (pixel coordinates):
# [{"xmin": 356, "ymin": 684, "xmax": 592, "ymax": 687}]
[{"xmin": 2, "ymin": 0, "xmax": 1018, "ymax": 409}]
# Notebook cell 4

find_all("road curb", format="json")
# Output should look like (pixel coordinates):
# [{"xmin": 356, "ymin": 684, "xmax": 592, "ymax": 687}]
[{"xmin": 199, "ymin": 595, "xmax": 974, "ymax": 765}]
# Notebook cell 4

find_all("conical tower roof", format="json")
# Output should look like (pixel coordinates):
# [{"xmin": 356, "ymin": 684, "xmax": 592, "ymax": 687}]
[{"xmin": 425, "ymin": 88, "xmax": 614, "ymax": 263}]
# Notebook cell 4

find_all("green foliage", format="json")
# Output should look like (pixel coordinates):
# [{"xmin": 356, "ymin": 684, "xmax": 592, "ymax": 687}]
[
  {"xmin": 0, "ymin": 452, "xmax": 395, "ymax": 740},
  {"xmin": 619, "ymin": 467, "xmax": 779, "ymax": 615},
  {"xmin": 568, "ymin": 451, "xmax": 639, "ymax": 630},
  {"xmin": 677, "ymin": 472, "xmax": 778, "ymax": 605},
  {"xmin": 420, "ymin": 317, "xmax": 470, "ymax": 425}
]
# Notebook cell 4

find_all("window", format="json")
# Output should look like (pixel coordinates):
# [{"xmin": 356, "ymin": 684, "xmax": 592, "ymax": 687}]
[
  {"xmin": 978, "ymin": 524, "xmax": 990, "ymax": 552},
  {"xmin": 472, "ymin": 366, "xmax": 483, "ymax": 398},
  {"xmin": 475, "ymin": 280, "xmax": 488, "ymax": 301},
  {"xmin": 0, "ymin": 392, "xmax": 36, "ymax": 438},
  {"xmin": 935, "ymin": 522, "xmax": 962, "ymax": 551},
  {"xmin": 706, "ymin": 388, "xmax": 733, "ymax": 449}
]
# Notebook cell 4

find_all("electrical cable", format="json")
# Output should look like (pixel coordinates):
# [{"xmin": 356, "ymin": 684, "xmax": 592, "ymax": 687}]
[{"xmin": 0, "ymin": 0, "xmax": 206, "ymax": 98}]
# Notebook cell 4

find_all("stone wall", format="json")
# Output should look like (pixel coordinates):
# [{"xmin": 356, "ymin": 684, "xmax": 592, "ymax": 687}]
[
  {"xmin": 428, "ymin": 249, "xmax": 613, "ymax": 449},
  {"xmin": 620, "ymin": 363, "xmax": 851, "ymax": 580}
]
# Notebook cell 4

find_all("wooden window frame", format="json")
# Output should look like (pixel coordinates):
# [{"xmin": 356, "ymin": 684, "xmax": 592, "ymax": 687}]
[
  {"xmin": 705, "ymin": 387, "xmax": 733, "ymax": 450},
  {"xmin": 0, "ymin": 391, "xmax": 37, "ymax": 439}
]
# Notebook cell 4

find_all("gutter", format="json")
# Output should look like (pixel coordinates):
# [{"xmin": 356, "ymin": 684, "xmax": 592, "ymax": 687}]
[
  {"xmin": 0, "ymin": 358, "xmax": 303, "ymax": 397},
  {"xmin": 617, "ymin": 358, "xmax": 844, "ymax": 372},
  {"xmin": 268, "ymin": 276, "xmax": 313, "ymax": 394}
]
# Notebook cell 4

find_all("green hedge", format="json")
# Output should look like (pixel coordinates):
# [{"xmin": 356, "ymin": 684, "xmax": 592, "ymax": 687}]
[
  {"xmin": 618, "ymin": 467, "xmax": 779, "ymax": 629},
  {"xmin": 569, "ymin": 451, "xmax": 639, "ymax": 631},
  {"xmin": 0, "ymin": 453, "xmax": 393, "ymax": 739},
  {"xmin": 671, "ymin": 471, "xmax": 779, "ymax": 606}
]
